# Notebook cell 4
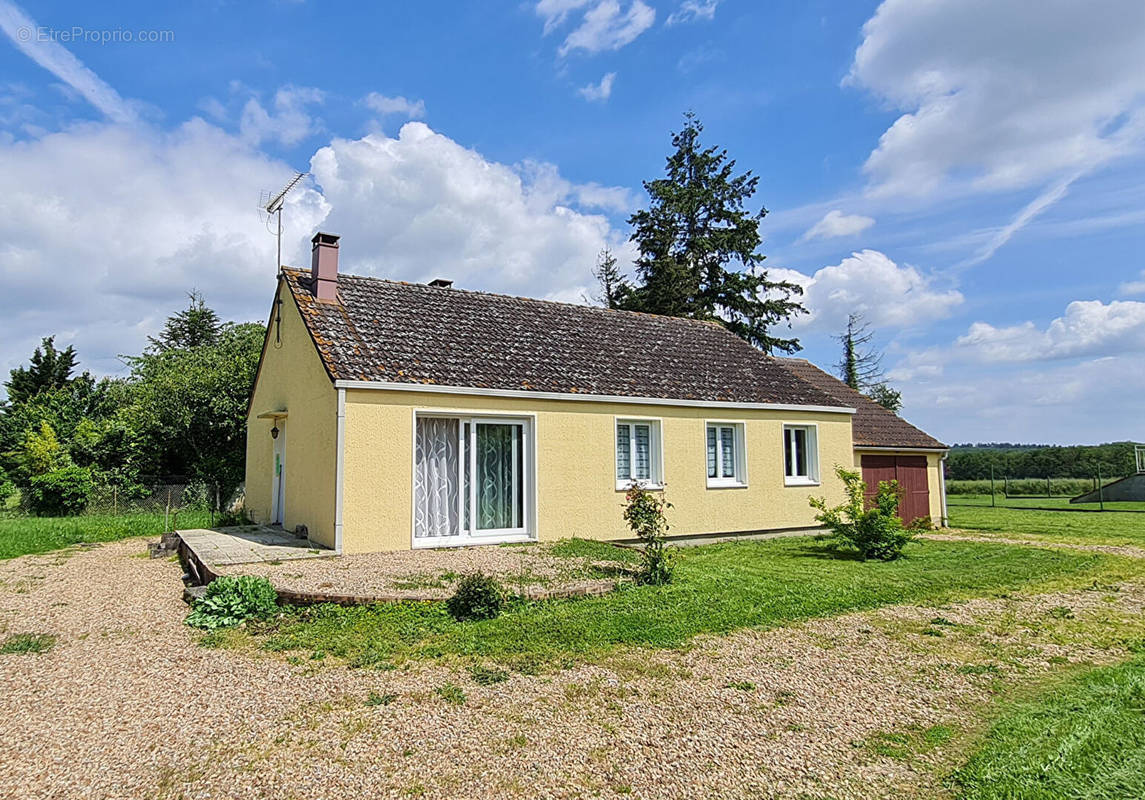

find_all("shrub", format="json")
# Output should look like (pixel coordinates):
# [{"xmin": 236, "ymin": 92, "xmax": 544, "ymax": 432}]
[
  {"xmin": 810, "ymin": 466, "xmax": 917, "ymax": 561},
  {"xmin": 622, "ymin": 482, "xmax": 674, "ymax": 584},
  {"xmin": 24, "ymin": 466, "xmax": 93, "ymax": 516},
  {"xmin": 185, "ymin": 575, "xmax": 279, "ymax": 630},
  {"xmin": 446, "ymin": 572, "xmax": 505, "ymax": 622}
]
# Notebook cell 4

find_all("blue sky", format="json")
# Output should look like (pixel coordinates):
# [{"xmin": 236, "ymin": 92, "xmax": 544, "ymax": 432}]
[{"xmin": 1, "ymin": 0, "xmax": 1143, "ymax": 445}]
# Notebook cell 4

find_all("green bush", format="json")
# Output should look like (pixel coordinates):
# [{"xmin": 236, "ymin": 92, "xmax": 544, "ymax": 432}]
[
  {"xmin": 185, "ymin": 575, "xmax": 279, "ymax": 630},
  {"xmin": 811, "ymin": 466, "xmax": 917, "ymax": 561},
  {"xmin": 24, "ymin": 466, "xmax": 93, "ymax": 516},
  {"xmin": 446, "ymin": 572, "xmax": 505, "ymax": 621},
  {"xmin": 623, "ymin": 482, "xmax": 675, "ymax": 585}
]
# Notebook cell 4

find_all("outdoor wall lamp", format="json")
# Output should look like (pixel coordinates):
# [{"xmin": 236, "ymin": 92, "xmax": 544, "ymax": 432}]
[{"xmin": 270, "ymin": 425, "xmax": 280, "ymax": 439}]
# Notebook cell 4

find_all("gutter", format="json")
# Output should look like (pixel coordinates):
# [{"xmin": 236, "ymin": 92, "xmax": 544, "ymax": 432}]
[
  {"xmin": 334, "ymin": 387, "xmax": 345, "ymax": 554},
  {"xmin": 939, "ymin": 450, "xmax": 949, "ymax": 527}
]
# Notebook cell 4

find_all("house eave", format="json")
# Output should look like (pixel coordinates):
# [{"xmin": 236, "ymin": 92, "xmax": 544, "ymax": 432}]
[{"xmin": 333, "ymin": 379, "xmax": 856, "ymax": 415}]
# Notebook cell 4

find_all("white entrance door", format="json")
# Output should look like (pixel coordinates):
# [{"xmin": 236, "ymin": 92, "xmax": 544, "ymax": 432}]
[
  {"xmin": 271, "ymin": 424, "xmax": 286, "ymax": 525},
  {"xmin": 413, "ymin": 415, "xmax": 532, "ymax": 546}
]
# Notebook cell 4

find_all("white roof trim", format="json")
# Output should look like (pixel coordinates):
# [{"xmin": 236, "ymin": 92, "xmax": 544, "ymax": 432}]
[
  {"xmin": 853, "ymin": 445, "xmax": 949, "ymax": 453},
  {"xmin": 334, "ymin": 379, "xmax": 856, "ymax": 415}
]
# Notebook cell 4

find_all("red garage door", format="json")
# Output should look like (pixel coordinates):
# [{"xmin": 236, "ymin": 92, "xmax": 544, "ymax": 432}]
[{"xmin": 861, "ymin": 455, "xmax": 930, "ymax": 525}]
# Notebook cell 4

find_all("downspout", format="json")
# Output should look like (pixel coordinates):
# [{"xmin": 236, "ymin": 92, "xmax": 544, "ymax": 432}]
[
  {"xmin": 335, "ymin": 387, "xmax": 346, "ymax": 554},
  {"xmin": 939, "ymin": 451, "xmax": 949, "ymax": 528}
]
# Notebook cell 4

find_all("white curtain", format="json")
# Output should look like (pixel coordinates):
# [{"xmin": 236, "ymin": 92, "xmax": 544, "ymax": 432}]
[{"xmin": 414, "ymin": 418, "xmax": 459, "ymax": 538}]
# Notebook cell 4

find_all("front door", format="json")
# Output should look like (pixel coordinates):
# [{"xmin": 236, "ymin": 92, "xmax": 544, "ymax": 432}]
[
  {"xmin": 271, "ymin": 424, "xmax": 286, "ymax": 525},
  {"xmin": 413, "ymin": 415, "xmax": 532, "ymax": 546}
]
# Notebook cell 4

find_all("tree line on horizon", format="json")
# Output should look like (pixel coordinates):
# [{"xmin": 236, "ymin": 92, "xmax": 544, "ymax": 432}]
[{"xmin": 945, "ymin": 442, "xmax": 1140, "ymax": 481}]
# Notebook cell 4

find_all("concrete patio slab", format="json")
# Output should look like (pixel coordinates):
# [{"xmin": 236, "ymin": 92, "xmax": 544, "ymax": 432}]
[{"xmin": 177, "ymin": 526, "xmax": 333, "ymax": 569}]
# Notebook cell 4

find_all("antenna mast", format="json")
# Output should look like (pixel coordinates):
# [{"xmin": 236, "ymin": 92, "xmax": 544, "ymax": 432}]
[{"xmin": 262, "ymin": 172, "xmax": 308, "ymax": 275}]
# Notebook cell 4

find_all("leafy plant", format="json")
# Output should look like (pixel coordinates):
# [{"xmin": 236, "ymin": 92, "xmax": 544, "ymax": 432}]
[
  {"xmin": 365, "ymin": 691, "xmax": 397, "ymax": 707},
  {"xmin": 185, "ymin": 575, "xmax": 279, "ymax": 630},
  {"xmin": 435, "ymin": 682, "xmax": 467, "ymax": 705},
  {"xmin": 24, "ymin": 465, "xmax": 92, "ymax": 516},
  {"xmin": 810, "ymin": 466, "xmax": 917, "ymax": 561},
  {"xmin": 469, "ymin": 664, "xmax": 509, "ymax": 685},
  {"xmin": 623, "ymin": 482, "xmax": 674, "ymax": 584},
  {"xmin": 0, "ymin": 632, "xmax": 57, "ymax": 654},
  {"xmin": 446, "ymin": 572, "xmax": 505, "ymax": 622}
]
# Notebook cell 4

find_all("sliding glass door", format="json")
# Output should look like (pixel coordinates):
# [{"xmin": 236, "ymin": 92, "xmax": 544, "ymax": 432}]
[{"xmin": 415, "ymin": 415, "xmax": 530, "ymax": 544}]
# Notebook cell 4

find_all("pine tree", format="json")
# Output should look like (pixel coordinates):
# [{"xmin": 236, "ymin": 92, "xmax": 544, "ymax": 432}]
[
  {"xmin": 590, "ymin": 248, "xmax": 629, "ymax": 309},
  {"xmin": 148, "ymin": 290, "xmax": 222, "ymax": 352},
  {"xmin": 620, "ymin": 112, "xmax": 806, "ymax": 353},
  {"xmin": 834, "ymin": 313, "xmax": 904, "ymax": 414},
  {"xmin": 4, "ymin": 337, "xmax": 79, "ymax": 405}
]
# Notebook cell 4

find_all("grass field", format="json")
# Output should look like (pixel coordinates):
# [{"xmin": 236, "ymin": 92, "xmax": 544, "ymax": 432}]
[
  {"xmin": 949, "ymin": 503, "xmax": 1145, "ymax": 548},
  {"xmin": 234, "ymin": 536, "xmax": 1145, "ymax": 669},
  {"xmin": 0, "ymin": 510, "xmax": 214, "ymax": 560},
  {"xmin": 947, "ymin": 493, "xmax": 1145, "ymax": 512},
  {"xmin": 954, "ymin": 657, "xmax": 1145, "ymax": 799}
]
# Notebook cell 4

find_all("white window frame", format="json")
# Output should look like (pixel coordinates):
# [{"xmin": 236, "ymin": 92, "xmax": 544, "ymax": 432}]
[
  {"xmin": 411, "ymin": 411, "xmax": 537, "ymax": 548},
  {"xmin": 783, "ymin": 423, "xmax": 820, "ymax": 486},
  {"xmin": 705, "ymin": 420, "xmax": 748, "ymax": 488},
  {"xmin": 615, "ymin": 417, "xmax": 664, "ymax": 491}
]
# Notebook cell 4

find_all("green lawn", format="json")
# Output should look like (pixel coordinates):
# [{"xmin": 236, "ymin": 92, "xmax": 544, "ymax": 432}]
[
  {"xmin": 949, "ymin": 504, "xmax": 1145, "ymax": 548},
  {"xmin": 0, "ymin": 510, "xmax": 215, "ymax": 560},
  {"xmin": 954, "ymin": 657, "xmax": 1145, "ymax": 799},
  {"xmin": 245, "ymin": 536, "xmax": 1145, "ymax": 669},
  {"xmin": 948, "ymin": 493, "xmax": 1145, "ymax": 512}
]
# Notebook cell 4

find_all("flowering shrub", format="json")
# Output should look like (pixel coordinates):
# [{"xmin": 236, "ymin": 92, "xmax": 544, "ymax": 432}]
[{"xmin": 623, "ymin": 482, "xmax": 674, "ymax": 584}]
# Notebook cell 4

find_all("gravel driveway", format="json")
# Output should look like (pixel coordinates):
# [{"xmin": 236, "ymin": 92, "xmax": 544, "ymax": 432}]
[{"xmin": 1, "ymin": 537, "xmax": 1141, "ymax": 800}]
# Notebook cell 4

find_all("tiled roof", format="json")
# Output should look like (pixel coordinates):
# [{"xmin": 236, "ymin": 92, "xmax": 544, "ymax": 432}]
[
  {"xmin": 281, "ymin": 269, "xmax": 849, "ymax": 409},
  {"xmin": 776, "ymin": 359, "xmax": 947, "ymax": 450}
]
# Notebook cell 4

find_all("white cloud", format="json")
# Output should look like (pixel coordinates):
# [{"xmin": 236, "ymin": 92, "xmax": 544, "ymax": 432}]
[
  {"xmin": 535, "ymin": 0, "xmax": 592, "ymax": 35},
  {"xmin": 848, "ymin": 0, "xmax": 1145, "ymax": 199},
  {"xmin": 559, "ymin": 0, "xmax": 655, "ymax": 57},
  {"xmin": 577, "ymin": 72, "xmax": 615, "ymax": 102},
  {"xmin": 772, "ymin": 249, "xmax": 963, "ymax": 331},
  {"xmin": 0, "ymin": 0, "xmax": 137, "ymax": 124},
  {"xmin": 666, "ymin": 0, "xmax": 719, "ymax": 26},
  {"xmin": 800, "ymin": 209, "xmax": 875, "ymax": 241},
  {"xmin": 362, "ymin": 92, "xmax": 426, "ymax": 119},
  {"xmin": 309, "ymin": 122, "xmax": 632, "ymax": 295},
  {"xmin": 1118, "ymin": 270, "xmax": 1145, "ymax": 297},
  {"xmin": 238, "ymin": 85, "xmax": 324, "ymax": 146},
  {"xmin": 954, "ymin": 300, "xmax": 1145, "ymax": 363}
]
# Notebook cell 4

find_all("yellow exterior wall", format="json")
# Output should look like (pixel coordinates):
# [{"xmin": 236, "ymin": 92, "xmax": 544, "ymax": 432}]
[
  {"xmin": 341, "ymin": 389, "xmax": 855, "ymax": 553},
  {"xmin": 852, "ymin": 449, "xmax": 947, "ymax": 525},
  {"xmin": 244, "ymin": 284, "xmax": 338, "ymax": 547}
]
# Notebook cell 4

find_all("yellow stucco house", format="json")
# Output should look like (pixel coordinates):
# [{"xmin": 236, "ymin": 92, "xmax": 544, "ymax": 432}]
[{"xmin": 245, "ymin": 233, "xmax": 947, "ymax": 554}]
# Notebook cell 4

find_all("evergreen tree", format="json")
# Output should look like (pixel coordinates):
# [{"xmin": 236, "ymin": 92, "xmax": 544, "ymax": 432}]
[
  {"xmin": 4, "ymin": 337, "xmax": 78, "ymax": 405},
  {"xmin": 148, "ymin": 290, "xmax": 221, "ymax": 352},
  {"xmin": 590, "ymin": 248, "xmax": 629, "ymax": 309},
  {"xmin": 833, "ymin": 313, "xmax": 903, "ymax": 414},
  {"xmin": 620, "ymin": 112, "xmax": 806, "ymax": 353}
]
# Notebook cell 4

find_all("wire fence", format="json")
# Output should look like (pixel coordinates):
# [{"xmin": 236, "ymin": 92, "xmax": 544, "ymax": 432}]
[
  {"xmin": 1, "ymin": 477, "xmax": 245, "ymax": 532},
  {"xmin": 946, "ymin": 469, "xmax": 1145, "ymax": 513}
]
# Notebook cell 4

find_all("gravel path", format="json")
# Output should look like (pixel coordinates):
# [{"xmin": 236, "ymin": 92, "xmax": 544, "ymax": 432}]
[
  {"xmin": 924, "ymin": 530, "xmax": 1145, "ymax": 559},
  {"xmin": 1, "ymin": 537, "xmax": 1141, "ymax": 800},
  {"xmin": 214, "ymin": 543, "xmax": 626, "ymax": 600}
]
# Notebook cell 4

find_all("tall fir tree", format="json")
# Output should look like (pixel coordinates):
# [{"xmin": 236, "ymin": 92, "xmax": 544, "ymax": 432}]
[
  {"xmin": 619, "ymin": 112, "xmax": 806, "ymax": 353},
  {"xmin": 4, "ymin": 336, "xmax": 79, "ymax": 406},
  {"xmin": 590, "ymin": 248, "xmax": 629, "ymax": 309},
  {"xmin": 147, "ymin": 290, "xmax": 221, "ymax": 352},
  {"xmin": 833, "ymin": 313, "xmax": 903, "ymax": 414}
]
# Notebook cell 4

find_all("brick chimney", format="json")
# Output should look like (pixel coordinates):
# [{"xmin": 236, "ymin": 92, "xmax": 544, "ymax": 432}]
[{"xmin": 310, "ymin": 232, "xmax": 340, "ymax": 302}]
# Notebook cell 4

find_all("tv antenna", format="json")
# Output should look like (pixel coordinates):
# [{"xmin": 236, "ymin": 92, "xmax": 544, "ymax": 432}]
[{"xmin": 259, "ymin": 171, "xmax": 308, "ymax": 275}]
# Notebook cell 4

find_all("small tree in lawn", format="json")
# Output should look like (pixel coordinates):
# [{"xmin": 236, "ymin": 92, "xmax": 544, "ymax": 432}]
[
  {"xmin": 809, "ymin": 465, "xmax": 916, "ymax": 561},
  {"xmin": 623, "ymin": 482, "xmax": 674, "ymax": 584}
]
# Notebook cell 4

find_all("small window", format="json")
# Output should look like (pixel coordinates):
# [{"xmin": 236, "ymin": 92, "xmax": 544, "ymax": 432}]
[
  {"xmin": 783, "ymin": 425, "xmax": 819, "ymax": 485},
  {"xmin": 706, "ymin": 422, "xmax": 746, "ymax": 487},
  {"xmin": 616, "ymin": 419, "xmax": 662, "ymax": 489}
]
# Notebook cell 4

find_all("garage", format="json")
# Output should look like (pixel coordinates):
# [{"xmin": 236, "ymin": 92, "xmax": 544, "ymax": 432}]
[{"xmin": 861, "ymin": 454, "xmax": 931, "ymax": 525}]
